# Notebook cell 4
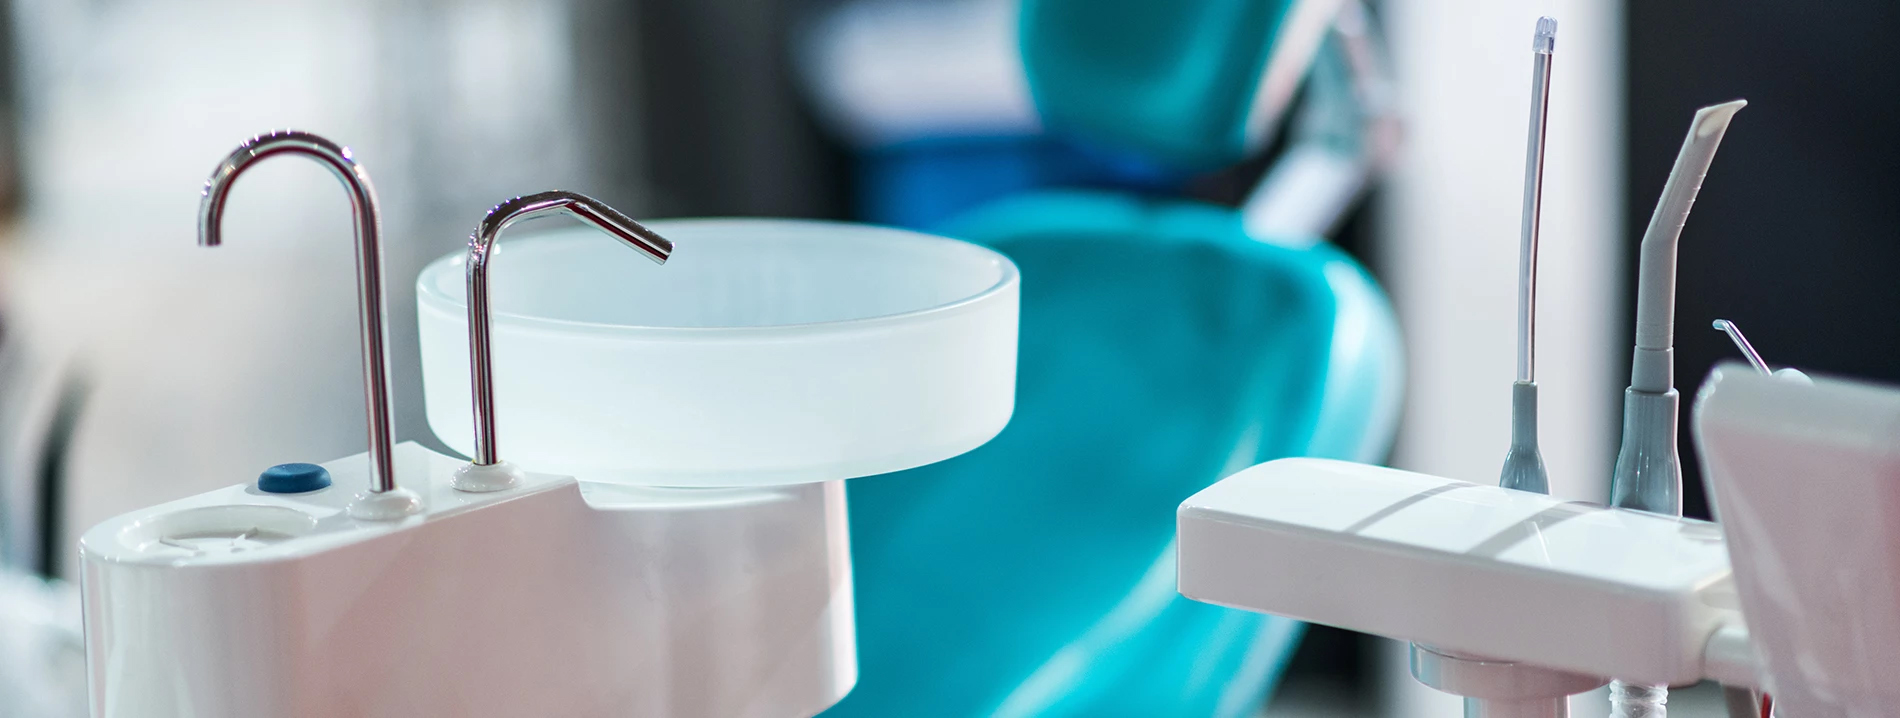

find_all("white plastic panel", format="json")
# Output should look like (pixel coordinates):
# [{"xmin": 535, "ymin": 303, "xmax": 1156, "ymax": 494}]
[
  {"xmin": 1184, "ymin": 458, "xmax": 1466, "ymax": 532},
  {"xmin": 1178, "ymin": 458, "xmax": 1734, "ymax": 686},
  {"xmin": 1696, "ymin": 366, "xmax": 1900, "ymax": 717},
  {"xmin": 1353, "ymin": 480, "xmax": 1557, "ymax": 554},
  {"xmin": 79, "ymin": 443, "xmax": 854, "ymax": 718}
]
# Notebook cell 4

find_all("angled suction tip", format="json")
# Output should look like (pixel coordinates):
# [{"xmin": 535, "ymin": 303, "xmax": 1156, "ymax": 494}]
[
  {"xmin": 1696, "ymin": 100, "xmax": 1747, "ymax": 139},
  {"xmin": 1628, "ymin": 99, "xmax": 1747, "ymax": 393},
  {"xmin": 1611, "ymin": 102, "xmax": 1745, "ymax": 517}
]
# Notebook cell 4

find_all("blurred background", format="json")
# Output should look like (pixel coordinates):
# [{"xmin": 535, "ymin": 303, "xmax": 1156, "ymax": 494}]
[{"xmin": 0, "ymin": 0, "xmax": 1892, "ymax": 716}]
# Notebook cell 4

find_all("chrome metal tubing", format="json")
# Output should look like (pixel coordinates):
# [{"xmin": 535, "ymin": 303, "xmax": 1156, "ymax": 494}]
[
  {"xmin": 464, "ymin": 191, "xmax": 671, "ymax": 466},
  {"xmin": 198, "ymin": 130, "xmax": 401, "ymax": 495}
]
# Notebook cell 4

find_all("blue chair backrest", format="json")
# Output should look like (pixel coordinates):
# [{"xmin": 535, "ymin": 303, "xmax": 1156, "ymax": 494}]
[{"xmin": 824, "ymin": 190, "xmax": 1402, "ymax": 717}]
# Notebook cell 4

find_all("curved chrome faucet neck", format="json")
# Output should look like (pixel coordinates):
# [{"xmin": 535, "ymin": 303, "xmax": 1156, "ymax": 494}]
[
  {"xmin": 197, "ymin": 130, "xmax": 402, "ymax": 500},
  {"xmin": 200, "ymin": 131, "xmax": 380, "ymax": 248},
  {"xmin": 464, "ymin": 190, "xmax": 672, "ymax": 469}
]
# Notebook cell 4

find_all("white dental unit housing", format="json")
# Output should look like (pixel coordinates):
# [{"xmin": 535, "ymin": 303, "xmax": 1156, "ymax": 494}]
[
  {"xmin": 1173, "ymin": 34, "xmax": 1889, "ymax": 712},
  {"xmin": 81, "ymin": 444, "xmax": 857, "ymax": 718},
  {"xmin": 1180, "ymin": 459, "xmax": 1736, "ymax": 690},
  {"xmin": 1177, "ymin": 365, "xmax": 1900, "ymax": 717},
  {"xmin": 77, "ymin": 133, "xmax": 1020, "ymax": 717}
]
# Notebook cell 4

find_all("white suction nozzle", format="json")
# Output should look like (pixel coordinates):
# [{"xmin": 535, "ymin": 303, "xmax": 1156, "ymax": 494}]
[
  {"xmin": 1499, "ymin": 16, "xmax": 1558, "ymax": 495},
  {"xmin": 1628, "ymin": 100, "xmax": 1748, "ymax": 394},
  {"xmin": 1533, "ymin": 16, "xmax": 1557, "ymax": 53},
  {"xmin": 1609, "ymin": 100, "xmax": 1745, "ymax": 516},
  {"xmin": 1609, "ymin": 100, "xmax": 1744, "ymax": 513}
]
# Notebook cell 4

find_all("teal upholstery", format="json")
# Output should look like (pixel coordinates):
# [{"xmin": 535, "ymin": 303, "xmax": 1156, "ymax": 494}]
[
  {"xmin": 1020, "ymin": 0, "xmax": 1300, "ymax": 169},
  {"xmin": 824, "ymin": 191, "xmax": 1402, "ymax": 717}
]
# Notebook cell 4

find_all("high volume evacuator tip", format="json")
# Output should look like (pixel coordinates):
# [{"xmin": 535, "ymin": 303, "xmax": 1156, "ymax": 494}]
[{"xmin": 1608, "ymin": 99, "xmax": 1745, "ymax": 516}]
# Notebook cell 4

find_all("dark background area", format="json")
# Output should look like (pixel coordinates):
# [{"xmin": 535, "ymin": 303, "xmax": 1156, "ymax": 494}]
[
  {"xmin": 1626, "ymin": 0, "xmax": 1900, "ymax": 519},
  {"xmin": 635, "ymin": 0, "xmax": 853, "ymax": 219}
]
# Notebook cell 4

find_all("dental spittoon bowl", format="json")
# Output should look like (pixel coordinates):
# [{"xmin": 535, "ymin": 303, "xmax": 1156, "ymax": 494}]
[{"xmin": 418, "ymin": 218, "xmax": 1019, "ymax": 487}]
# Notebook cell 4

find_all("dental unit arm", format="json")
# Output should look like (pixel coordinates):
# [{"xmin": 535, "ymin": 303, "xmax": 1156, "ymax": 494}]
[
  {"xmin": 1175, "ymin": 370, "xmax": 1900, "ymax": 718},
  {"xmin": 1172, "ymin": 78, "xmax": 1900, "ymax": 715},
  {"xmin": 1178, "ymin": 458, "xmax": 1743, "ymax": 695},
  {"xmin": 1169, "ymin": 25, "xmax": 1791, "ymax": 712},
  {"xmin": 1178, "ymin": 364, "xmax": 1900, "ymax": 716}
]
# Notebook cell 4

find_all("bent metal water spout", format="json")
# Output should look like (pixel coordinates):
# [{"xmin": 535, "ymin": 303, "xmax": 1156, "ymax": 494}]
[
  {"xmin": 198, "ymin": 130, "xmax": 421, "ymax": 520},
  {"xmin": 453, "ymin": 190, "xmax": 672, "ymax": 492}
]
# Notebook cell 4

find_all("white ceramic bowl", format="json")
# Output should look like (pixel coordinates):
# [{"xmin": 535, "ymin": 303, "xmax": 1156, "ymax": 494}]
[{"xmin": 417, "ymin": 218, "xmax": 1018, "ymax": 486}]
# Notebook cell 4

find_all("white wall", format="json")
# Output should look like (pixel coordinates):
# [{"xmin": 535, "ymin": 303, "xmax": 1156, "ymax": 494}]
[{"xmin": 1373, "ymin": 0, "xmax": 1624, "ymax": 714}]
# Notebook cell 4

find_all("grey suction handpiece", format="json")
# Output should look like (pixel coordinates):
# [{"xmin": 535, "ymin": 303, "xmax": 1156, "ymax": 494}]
[
  {"xmin": 1499, "ymin": 17, "xmax": 1557, "ymax": 494},
  {"xmin": 1609, "ymin": 100, "xmax": 1746, "ymax": 515}
]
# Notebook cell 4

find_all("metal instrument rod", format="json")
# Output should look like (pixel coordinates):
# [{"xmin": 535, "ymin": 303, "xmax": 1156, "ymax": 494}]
[{"xmin": 1712, "ymin": 319, "xmax": 1771, "ymax": 375}]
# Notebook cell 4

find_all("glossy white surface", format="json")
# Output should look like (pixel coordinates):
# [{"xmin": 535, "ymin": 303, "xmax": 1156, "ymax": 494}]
[
  {"xmin": 1695, "ymin": 366, "xmax": 1900, "ymax": 717},
  {"xmin": 79, "ymin": 443, "xmax": 854, "ymax": 718},
  {"xmin": 417, "ymin": 219, "xmax": 1019, "ymax": 487},
  {"xmin": 1409, "ymin": 643, "xmax": 1605, "ymax": 703},
  {"xmin": 1177, "ymin": 458, "xmax": 1735, "ymax": 686}
]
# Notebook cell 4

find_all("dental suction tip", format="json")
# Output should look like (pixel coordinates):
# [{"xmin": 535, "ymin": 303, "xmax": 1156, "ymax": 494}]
[
  {"xmin": 1534, "ymin": 17, "xmax": 1557, "ymax": 52},
  {"xmin": 1696, "ymin": 99, "xmax": 1749, "ymax": 138}
]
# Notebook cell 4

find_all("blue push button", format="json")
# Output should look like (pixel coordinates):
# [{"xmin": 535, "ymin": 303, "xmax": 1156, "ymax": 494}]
[{"xmin": 258, "ymin": 463, "xmax": 332, "ymax": 494}]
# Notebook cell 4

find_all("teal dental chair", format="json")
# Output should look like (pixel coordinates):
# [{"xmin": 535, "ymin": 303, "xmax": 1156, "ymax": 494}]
[
  {"xmin": 828, "ymin": 190, "xmax": 1400, "ymax": 717},
  {"xmin": 823, "ymin": 0, "xmax": 1402, "ymax": 715}
]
